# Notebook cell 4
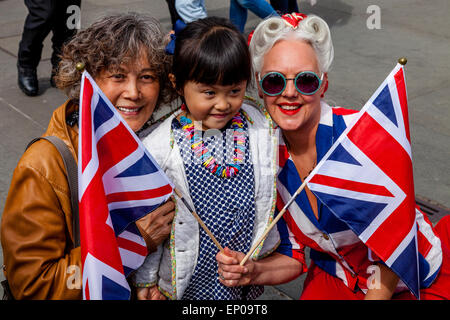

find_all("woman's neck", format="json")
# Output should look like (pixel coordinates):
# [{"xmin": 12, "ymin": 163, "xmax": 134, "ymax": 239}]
[{"xmin": 283, "ymin": 121, "xmax": 318, "ymax": 157}]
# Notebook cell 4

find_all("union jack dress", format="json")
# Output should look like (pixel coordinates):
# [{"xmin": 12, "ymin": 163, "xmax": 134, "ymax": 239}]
[{"xmin": 275, "ymin": 102, "xmax": 444, "ymax": 296}]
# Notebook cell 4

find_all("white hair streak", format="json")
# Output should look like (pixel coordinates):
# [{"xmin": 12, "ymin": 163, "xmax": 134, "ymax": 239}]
[{"xmin": 249, "ymin": 14, "xmax": 334, "ymax": 75}]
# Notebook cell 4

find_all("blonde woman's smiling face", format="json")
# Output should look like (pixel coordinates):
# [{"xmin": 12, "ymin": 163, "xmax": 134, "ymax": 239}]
[{"xmin": 259, "ymin": 39, "xmax": 327, "ymax": 133}]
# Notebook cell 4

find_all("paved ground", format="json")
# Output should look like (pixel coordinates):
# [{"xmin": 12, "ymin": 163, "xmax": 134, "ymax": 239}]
[{"xmin": 0, "ymin": 0, "xmax": 449, "ymax": 300}]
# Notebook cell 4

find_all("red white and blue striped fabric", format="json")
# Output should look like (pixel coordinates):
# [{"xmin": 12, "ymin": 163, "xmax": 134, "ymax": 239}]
[
  {"xmin": 78, "ymin": 71, "xmax": 174, "ymax": 300},
  {"xmin": 276, "ymin": 64, "xmax": 442, "ymax": 299}
]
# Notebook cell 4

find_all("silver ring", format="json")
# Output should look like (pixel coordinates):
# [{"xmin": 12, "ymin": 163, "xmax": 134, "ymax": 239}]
[{"xmin": 218, "ymin": 273, "xmax": 225, "ymax": 280}]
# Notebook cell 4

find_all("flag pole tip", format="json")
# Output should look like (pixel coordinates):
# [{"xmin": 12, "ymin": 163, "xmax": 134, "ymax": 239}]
[{"xmin": 398, "ymin": 57, "xmax": 407, "ymax": 65}]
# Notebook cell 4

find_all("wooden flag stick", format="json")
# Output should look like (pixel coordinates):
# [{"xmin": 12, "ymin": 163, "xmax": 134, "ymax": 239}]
[
  {"xmin": 239, "ymin": 179, "xmax": 308, "ymax": 266},
  {"xmin": 174, "ymin": 188, "xmax": 224, "ymax": 252}
]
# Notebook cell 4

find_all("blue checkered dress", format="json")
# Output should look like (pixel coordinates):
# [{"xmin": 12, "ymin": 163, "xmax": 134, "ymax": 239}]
[{"xmin": 172, "ymin": 113, "xmax": 264, "ymax": 300}]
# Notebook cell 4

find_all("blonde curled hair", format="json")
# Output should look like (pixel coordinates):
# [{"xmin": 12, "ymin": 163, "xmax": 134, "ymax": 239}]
[{"xmin": 249, "ymin": 14, "xmax": 334, "ymax": 76}]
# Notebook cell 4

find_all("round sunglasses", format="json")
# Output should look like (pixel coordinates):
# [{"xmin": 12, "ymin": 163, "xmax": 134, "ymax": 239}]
[{"xmin": 259, "ymin": 71, "xmax": 323, "ymax": 96}]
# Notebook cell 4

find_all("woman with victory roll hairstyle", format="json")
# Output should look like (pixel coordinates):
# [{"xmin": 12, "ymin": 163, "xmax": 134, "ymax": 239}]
[{"xmin": 216, "ymin": 13, "xmax": 450, "ymax": 300}]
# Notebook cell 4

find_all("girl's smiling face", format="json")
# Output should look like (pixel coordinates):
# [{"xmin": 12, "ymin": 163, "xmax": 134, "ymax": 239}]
[{"xmin": 181, "ymin": 80, "xmax": 247, "ymax": 130}]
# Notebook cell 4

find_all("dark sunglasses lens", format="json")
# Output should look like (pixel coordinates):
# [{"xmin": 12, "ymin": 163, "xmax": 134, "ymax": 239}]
[
  {"xmin": 296, "ymin": 73, "xmax": 320, "ymax": 94},
  {"xmin": 262, "ymin": 73, "xmax": 285, "ymax": 95}
]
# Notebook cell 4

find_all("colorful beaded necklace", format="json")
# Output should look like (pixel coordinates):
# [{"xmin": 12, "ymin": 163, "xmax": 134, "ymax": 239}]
[{"xmin": 178, "ymin": 110, "xmax": 246, "ymax": 178}]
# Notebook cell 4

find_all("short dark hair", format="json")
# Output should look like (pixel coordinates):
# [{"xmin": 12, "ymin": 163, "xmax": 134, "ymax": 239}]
[{"xmin": 172, "ymin": 16, "xmax": 251, "ymax": 91}]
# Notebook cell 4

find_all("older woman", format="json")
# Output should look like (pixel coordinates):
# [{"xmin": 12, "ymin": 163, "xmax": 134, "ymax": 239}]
[
  {"xmin": 217, "ymin": 13, "xmax": 450, "ymax": 300},
  {"xmin": 1, "ymin": 13, "xmax": 176, "ymax": 300}
]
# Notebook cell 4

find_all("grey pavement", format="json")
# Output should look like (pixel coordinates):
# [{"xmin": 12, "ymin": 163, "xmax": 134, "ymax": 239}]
[{"xmin": 0, "ymin": 0, "xmax": 449, "ymax": 300}]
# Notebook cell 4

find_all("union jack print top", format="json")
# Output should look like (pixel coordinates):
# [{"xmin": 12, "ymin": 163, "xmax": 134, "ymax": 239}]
[{"xmin": 275, "ymin": 101, "xmax": 443, "ymax": 295}]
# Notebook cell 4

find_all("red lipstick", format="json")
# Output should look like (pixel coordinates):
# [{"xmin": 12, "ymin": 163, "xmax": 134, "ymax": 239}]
[{"xmin": 278, "ymin": 102, "xmax": 302, "ymax": 116}]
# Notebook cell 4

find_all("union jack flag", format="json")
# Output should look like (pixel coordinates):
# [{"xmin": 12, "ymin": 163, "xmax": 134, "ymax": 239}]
[
  {"xmin": 304, "ymin": 63, "xmax": 421, "ymax": 298},
  {"xmin": 78, "ymin": 71, "xmax": 174, "ymax": 300}
]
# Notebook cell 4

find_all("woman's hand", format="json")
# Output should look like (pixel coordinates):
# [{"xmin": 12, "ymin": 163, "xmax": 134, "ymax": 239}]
[
  {"xmin": 136, "ymin": 197, "xmax": 175, "ymax": 253},
  {"xmin": 216, "ymin": 247, "xmax": 255, "ymax": 287},
  {"xmin": 136, "ymin": 286, "xmax": 167, "ymax": 300},
  {"xmin": 364, "ymin": 263, "xmax": 399, "ymax": 300}
]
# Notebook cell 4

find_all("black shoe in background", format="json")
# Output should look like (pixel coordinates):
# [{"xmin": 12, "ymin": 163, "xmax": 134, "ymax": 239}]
[{"xmin": 17, "ymin": 65, "xmax": 39, "ymax": 96}]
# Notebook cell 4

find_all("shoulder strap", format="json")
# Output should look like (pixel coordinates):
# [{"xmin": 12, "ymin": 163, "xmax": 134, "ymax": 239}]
[{"xmin": 26, "ymin": 136, "xmax": 80, "ymax": 248}]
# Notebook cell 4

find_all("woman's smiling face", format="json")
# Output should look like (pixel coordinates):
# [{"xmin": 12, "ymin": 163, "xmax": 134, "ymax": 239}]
[
  {"xmin": 95, "ymin": 52, "xmax": 160, "ymax": 132},
  {"xmin": 259, "ymin": 39, "xmax": 327, "ymax": 133}
]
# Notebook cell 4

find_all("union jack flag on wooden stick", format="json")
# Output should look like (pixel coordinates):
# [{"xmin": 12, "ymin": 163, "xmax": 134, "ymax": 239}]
[
  {"xmin": 305, "ymin": 62, "xmax": 421, "ymax": 298},
  {"xmin": 241, "ymin": 61, "xmax": 424, "ymax": 298},
  {"xmin": 78, "ymin": 71, "xmax": 174, "ymax": 300}
]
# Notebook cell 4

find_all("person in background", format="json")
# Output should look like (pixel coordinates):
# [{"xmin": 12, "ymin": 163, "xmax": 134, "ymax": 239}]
[
  {"xmin": 270, "ymin": 0, "xmax": 299, "ymax": 14},
  {"xmin": 17, "ymin": 0, "xmax": 81, "ymax": 96},
  {"xmin": 175, "ymin": 0, "xmax": 207, "ymax": 23},
  {"xmin": 229, "ymin": 0, "xmax": 278, "ymax": 33},
  {"xmin": 165, "ymin": 0, "xmax": 183, "ymax": 29},
  {"xmin": 1, "ymin": 13, "xmax": 176, "ymax": 299}
]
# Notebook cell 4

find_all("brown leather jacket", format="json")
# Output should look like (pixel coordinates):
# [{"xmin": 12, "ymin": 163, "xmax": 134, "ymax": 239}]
[{"xmin": 1, "ymin": 100, "xmax": 82, "ymax": 299}]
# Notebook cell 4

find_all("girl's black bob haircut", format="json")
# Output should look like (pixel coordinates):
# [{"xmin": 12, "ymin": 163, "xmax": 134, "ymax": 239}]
[{"xmin": 172, "ymin": 16, "xmax": 252, "ymax": 91}]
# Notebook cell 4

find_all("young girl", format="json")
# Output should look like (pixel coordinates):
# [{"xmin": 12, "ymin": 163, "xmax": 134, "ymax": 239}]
[{"xmin": 132, "ymin": 17, "xmax": 280, "ymax": 300}]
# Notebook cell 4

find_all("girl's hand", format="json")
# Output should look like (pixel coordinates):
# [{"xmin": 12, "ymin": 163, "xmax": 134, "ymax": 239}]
[
  {"xmin": 136, "ymin": 286, "xmax": 167, "ymax": 300},
  {"xmin": 216, "ymin": 247, "xmax": 255, "ymax": 287}
]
